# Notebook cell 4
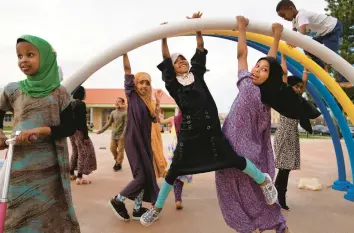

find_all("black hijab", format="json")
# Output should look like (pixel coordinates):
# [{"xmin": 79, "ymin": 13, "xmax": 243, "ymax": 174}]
[
  {"xmin": 73, "ymin": 86, "xmax": 85, "ymax": 100},
  {"xmin": 287, "ymin": 75, "xmax": 303, "ymax": 87},
  {"xmin": 257, "ymin": 57, "xmax": 321, "ymax": 133}
]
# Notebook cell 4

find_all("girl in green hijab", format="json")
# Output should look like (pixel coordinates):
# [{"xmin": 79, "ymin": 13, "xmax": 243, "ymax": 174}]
[{"xmin": 0, "ymin": 35, "xmax": 81, "ymax": 232}]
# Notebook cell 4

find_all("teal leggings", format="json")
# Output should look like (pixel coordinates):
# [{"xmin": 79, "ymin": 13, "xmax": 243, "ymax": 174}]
[{"xmin": 155, "ymin": 158, "xmax": 265, "ymax": 209}]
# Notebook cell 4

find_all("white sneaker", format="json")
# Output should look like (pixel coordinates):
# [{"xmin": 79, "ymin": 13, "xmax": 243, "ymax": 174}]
[
  {"xmin": 140, "ymin": 207, "xmax": 160, "ymax": 226},
  {"xmin": 260, "ymin": 173, "xmax": 278, "ymax": 205}
]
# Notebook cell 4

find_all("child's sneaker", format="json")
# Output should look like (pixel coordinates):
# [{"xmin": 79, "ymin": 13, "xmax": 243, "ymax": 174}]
[
  {"xmin": 132, "ymin": 207, "xmax": 149, "ymax": 220},
  {"xmin": 175, "ymin": 201, "xmax": 183, "ymax": 210},
  {"xmin": 140, "ymin": 207, "xmax": 160, "ymax": 226},
  {"xmin": 108, "ymin": 197, "xmax": 130, "ymax": 221},
  {"xmin": 260, "ymin": 173, "xmax": 278, "ymax": 205}
]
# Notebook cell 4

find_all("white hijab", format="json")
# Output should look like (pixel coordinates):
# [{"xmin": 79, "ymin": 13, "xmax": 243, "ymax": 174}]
[{"xmin": 171, "ymin": 53, "xmax": 195, "ymax": 86}]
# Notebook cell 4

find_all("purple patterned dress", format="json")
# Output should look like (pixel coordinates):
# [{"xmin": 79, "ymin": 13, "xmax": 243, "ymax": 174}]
[{"xmin": 215, "ymin": 70, "xmax": 286, "ymax": 233}]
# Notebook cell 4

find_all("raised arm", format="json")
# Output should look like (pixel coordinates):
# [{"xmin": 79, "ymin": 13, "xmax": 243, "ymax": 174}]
[
  {"xmin": 268, "ymin": 23, "xmax": 283, "ymax": 58},
  {"xmin": 123, "ymin": 54, "xmax": 132, "ymax": 75},
  {"xmin": 302, "ymin": 68, "xmax": 309, "ymax": 90},
  {"xmin": 187, "ymin": 12, "xmax": 204, "ymax": 52},
  {"xmin": 154, "ymin": 90, "xmax": 163, "ymax": 123},
  {"xmin": 159, "ymin": 22, "xmax": 171, "ymax": 60},
  {"xmin": 281, "ymin": 53, "xmax": 288, "ymax": 83},
  {"xmin": 237, "ymin": 16, "xmax": 249, "ymax": 72},
  {"xmin": 161, "ymin": 38, "xmax": 171, "ymax": 60},
  {"xmin": 123, "ymin": 53, "xmax": 135, "ymax": 95},
  {"xmin": 160, "ymin": 116, "xmax": 174, "ymax": 125}
]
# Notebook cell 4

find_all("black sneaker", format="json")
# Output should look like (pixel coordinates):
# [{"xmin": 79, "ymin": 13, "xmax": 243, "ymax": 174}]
[
  {"xmin": 113, "ymin": 163, "xmax": 122, "ymax": 172},
  {"xmin": 108, "ymin": 197, "xmax": 130, "ymax": 221},
  {"xmin": 132, "ymin": 207, "xmax": 149, "ymax": 220}
]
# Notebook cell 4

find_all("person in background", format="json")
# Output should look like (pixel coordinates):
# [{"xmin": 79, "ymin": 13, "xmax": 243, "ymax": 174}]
[
  {"xmin": 273, "ymin": 54, "xmax": 309, "ymax": 210},
  {"xmin": 97, "ymin": 97, "xmax": 127, "ymax": 171},
  {"xmin": 159, "ymin": 109, "xmax": 193, "ymax": 210},
  {"xmin": 69, "ymin": 86, "xmax": 97, "ymax": 185}
]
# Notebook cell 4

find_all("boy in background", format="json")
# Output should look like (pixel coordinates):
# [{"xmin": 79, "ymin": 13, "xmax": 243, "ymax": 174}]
[{"xmin": 97, "ymin": 97, "xmax": 127, "ymax": 171}]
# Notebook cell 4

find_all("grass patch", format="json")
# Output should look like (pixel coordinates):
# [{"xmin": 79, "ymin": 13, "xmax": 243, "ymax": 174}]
[
  {"xmin": 271, "ymin": 133, "xmax": 331, "ymax": 139},
  {"xmin": 299, "ymin": 134, "xmax": 331, "ymax": 139}
]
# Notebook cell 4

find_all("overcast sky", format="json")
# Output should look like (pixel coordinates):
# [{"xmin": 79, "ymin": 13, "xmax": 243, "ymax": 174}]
[{"xmin": 0, "ymin": 0, "xmax": 328, "ymax": 112}]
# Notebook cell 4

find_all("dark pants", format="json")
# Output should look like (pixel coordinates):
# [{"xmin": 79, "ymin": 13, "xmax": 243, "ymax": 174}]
[
  {"xmin": 305, "ymin": 20, "xmax": 347, "ymax": 83},
  {"xmin": 275, "ymin": 169, "xmax": 291, "ymax": 208},
  {"xmin": 275, "ymin": 169, "xmax": 290, "ymax": 192}
]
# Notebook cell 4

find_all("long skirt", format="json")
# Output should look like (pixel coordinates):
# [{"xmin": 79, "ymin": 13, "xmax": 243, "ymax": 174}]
[
  {"xmin": 5, "ymin": 142, "xmax": 81, "ymax": 233},
  {"xmin": 69, "ymin": 130, "xmax": 97, "ymax": 175}
]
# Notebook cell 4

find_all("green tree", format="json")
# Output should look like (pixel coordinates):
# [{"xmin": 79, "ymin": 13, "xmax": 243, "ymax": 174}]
[{"xmin": 325, "ymin": 0, "xmax": 354, "ymax": 65}]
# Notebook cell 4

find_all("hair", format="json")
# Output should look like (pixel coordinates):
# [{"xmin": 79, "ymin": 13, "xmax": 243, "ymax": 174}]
[
  {"xmin": 117, "ymin": 97, "xmax": 125, "ymax": 103},
  {"xmin": 16, "ymin": 38, "xmax": 27, "ymax": 44},
  {"xmin": 276, "ymin": 0, "xmax": 296, "ymax": 12},
  {"xmin": 287, "ymin": 75, "xmax": 303, "ymax": 87},
  {"xmin": 73, "ymin": 86, "xmax": 85, "ymax": 100}
]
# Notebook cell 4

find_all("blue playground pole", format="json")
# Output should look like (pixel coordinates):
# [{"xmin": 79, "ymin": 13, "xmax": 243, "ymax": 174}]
[{"xmin": 202, "ymin": 34, "xmax": 353, "ymax": 197}]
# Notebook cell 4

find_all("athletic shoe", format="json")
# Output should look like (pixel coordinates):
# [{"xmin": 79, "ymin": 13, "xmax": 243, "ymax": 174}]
[
  {"xmin": 113, "ymin": 163, "xmax": 122, "ymax": 171},
  {"xmin": 132, "ymin": 207, "xmax": 149, "ymax": 220},
  {"xmin": 140, "ymin": 207, "xmax": 160, "ymax": 226},
  {"xmin": 260, "ymin": 173, "xmax": 278, "ymax": 205},
  {"xmin": 175, "ymin": 201, "xmax": 183, "ymax": 210},
  {"xmin": 108, "ymin": 197, "xmax": 130, "ymax": 221}
]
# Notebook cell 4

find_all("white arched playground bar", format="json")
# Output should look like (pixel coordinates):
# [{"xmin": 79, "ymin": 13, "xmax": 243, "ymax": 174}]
[{"xmin": 63, "ymin": 17, "xmax": 354, "ymax": 92}]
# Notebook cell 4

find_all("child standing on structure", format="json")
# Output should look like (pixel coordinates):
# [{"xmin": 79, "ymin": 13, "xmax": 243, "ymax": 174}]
[{"xmin": 276, "ymin": 0, "xmax": 350, "ymax": 86}]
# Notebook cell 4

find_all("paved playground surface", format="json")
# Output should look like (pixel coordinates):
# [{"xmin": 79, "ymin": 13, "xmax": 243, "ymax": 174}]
[{"xmin": 1, "ymin": 132, "xmax": 354, "ymax": 232}]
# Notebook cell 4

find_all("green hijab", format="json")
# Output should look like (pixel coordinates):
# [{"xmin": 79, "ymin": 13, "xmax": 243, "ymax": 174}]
[{"xmin": 18, "ymin": 35, "xmax": 60, "ymax": 97}]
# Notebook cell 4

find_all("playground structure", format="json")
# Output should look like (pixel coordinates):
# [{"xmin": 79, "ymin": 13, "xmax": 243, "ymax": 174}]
[{"xmin": 55, "ymin": 17, "xmax": 354, "ymax": 201}]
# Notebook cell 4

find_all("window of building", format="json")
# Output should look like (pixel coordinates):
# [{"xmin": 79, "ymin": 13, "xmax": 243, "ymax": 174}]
[{"xmin": 4, "ymin": 114, "xmax": 12, "ymax": 122}]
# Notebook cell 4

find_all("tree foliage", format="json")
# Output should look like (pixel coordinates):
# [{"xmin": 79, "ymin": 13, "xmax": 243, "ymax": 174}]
[{"xmin": 325, "ymin": 0, "xmax": 354, "ymax": 64}]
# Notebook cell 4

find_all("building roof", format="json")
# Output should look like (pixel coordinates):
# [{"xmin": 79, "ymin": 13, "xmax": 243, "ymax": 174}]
[{"xmin": 84, "ymin": 88, "xmax": 176, "ymax": 105}]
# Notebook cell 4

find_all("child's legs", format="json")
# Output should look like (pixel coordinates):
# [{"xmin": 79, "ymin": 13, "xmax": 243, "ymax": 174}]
[
  {"xmin": 173, "ymin": 179, "xmax": 184, "ymax": 202},
  {"xmin": 229, "ymin": 153, "xmax": 266, "ymax": 185},
  {"xmin": 110, "ymin": 139, "xmax": 118, "ymax": 161},
  {"xmin": 116, "ymin": 136, "xmax": 125, "ymax": 165},
  {"xmin": 275, "ymin": 169, "xmax": 291, "ymax": 191},
  {"xmin": 304, "ymin": 44, "xmax": 326, "ymax": 69},
  {"xmin": 155, "ymin": 167, "xmax": 179, "ymax": 209},
  {"xmin": 69, "ymin": 135, "xmax": 79, "ymax": 174},
  {"xmin": 120, "ymin": 169, "xmax": 146, "ymax": 200},
  {"xmin": 322, "ymin": 22, "xmax": 348, "ymax": 82},
  {"xmin": 134, "ymin": 189, "xmax": 144, "ymax": 210}
]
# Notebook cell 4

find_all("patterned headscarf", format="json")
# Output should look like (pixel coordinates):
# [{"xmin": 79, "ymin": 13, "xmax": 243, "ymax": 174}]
[{"xmin": 134, "ymin": 72, "xmax": 155, "ymax": 118}]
